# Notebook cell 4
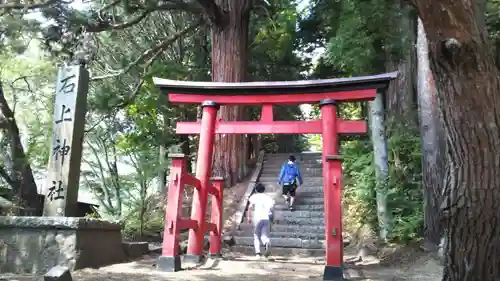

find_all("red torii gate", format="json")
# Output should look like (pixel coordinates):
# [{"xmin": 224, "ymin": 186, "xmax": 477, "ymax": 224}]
[{"xmin": 154, "ymin": 72, "xmax": 397, "ymax": 281}]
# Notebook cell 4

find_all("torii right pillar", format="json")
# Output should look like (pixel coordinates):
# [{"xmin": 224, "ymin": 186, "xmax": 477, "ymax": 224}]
[{"xmin": 320, "ymin": 99, "xmax": 344, "ymax": 281}]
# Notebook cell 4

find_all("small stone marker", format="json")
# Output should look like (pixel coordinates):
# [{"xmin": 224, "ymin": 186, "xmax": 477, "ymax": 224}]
[
  {"xmin": 44, "ymin": 266, "xmax": 72, "ymax": 281},
  {"xmin": 43, "ymin": 65, "xmax": 89, "ymax": 217}
]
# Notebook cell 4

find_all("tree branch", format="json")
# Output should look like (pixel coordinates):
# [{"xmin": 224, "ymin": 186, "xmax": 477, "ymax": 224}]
[
  {"xmin": 195, "ymin": 0, "xmax": 226, "ymax": 25},
  {"xmin": 90, "ymin": 18, "xmax": 203, "ymax": 81},
  {"xmin": 89, "ymin": 1, "xmax": 203, "ymax": 33},
  {"xmin": 88, "ymin": 10, "xmax": 153, "ymax": 32},
  {"xmin": 0, "ymin": 164, "xmax": 15, "ymax": 187},
  {"xmin": 0, "ymin": 0, "xmax": 67, "ymax": 10},
  {"xmin": 156, "ymin": 0, "xmax": 202, "ymax": 13},
  {"xmin": 97, "ymin": 0, "xmax": 121, "ymax": 14},
  {"xmin": 0, "ymin": 82, "xmax": 17, "ymax": 135}
]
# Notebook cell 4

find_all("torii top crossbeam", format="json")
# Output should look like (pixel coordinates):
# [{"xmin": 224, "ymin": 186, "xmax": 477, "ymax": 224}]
[{"xmin": 153, "ymin": 72, "xmax": 398, "ymax": 105}]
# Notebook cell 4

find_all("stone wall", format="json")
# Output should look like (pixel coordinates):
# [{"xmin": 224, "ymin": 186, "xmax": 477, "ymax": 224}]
[{"xmin": 0, "ymin": 216, "xmax": 127, "ymax": 274}]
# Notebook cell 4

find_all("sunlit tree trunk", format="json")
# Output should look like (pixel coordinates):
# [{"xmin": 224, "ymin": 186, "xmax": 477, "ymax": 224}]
[
  {"xmin": 415, "ymin": 1, "xmax": 500, "ymax": 279},
  {"xmin": 416, "ymin": 17, "xmax": 445, "ymax": 251}
]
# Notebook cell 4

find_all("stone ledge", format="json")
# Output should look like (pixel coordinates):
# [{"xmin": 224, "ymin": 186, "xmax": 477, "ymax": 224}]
[
  {"xmin": 122, "ymin": 242, "xmax": 149, "ymax": 259},
  {"xmin": 0, "ymin": 216, "xmax": 121, "ymax": 231},
  {"xmin": 0, "ymin": 216, "xmax": 126, "ymax": 274}
]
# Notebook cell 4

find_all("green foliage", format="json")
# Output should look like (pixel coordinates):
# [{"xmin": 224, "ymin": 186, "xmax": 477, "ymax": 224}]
[
  {"xmin": 342, "ymin": 140, "xmax": 378, "ymax": 227},
  {"xmin": 341, "ymin": 129, "xmax": 423, "ymax": 243},
  {"xmin": 249, "ymin": 1, "xmax": 309, "ymax": 81},
  {"xmin": 487, "ymin": 0, "xmax": 500, "ymax": 40},
  {"xmin": 247, "ymin": 1, "xmax": 311, "ymax": 153},
  {"xmin": 121, "ymin": 194, "xmax": 165, "ymax": 240},
  {"xmin": 385, "ymin": 129, "xmax": 422, "ymax": 242},
  {"xmin": 323, "ymin": 0, "xmax": 409, "ymax": 74},
  {"xmin": 298, "ymin": 0, "xmax": 343, "ymax": 52}
]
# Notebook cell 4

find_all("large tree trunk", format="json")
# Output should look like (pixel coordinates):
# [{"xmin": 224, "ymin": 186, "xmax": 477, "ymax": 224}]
[
  {"xmin": 415, "ymin": 1, "xmax": 500, "ymax": 280},
  {"xmin": 416, "ymin": 17, "xmax": 445, "ymax": 251},
  {"xmin": 369, "ymin": 92, "xmax": 392, "ymax": 241},
  {"xmin": 211, "ymin": 0, "xmax": 251, "ymax": 186}
]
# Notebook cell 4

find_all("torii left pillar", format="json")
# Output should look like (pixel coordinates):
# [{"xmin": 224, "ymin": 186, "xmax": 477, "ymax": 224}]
[
  {"xmin": 184, "ymin": 100, "xmax": 218, "ymax": 263},
  {"xmin": 320, "ymin": 99, "xmax": 344, "ymax": 281}
]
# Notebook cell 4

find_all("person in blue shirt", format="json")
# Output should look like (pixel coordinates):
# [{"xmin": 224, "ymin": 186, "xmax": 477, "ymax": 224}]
[{"xmin": 277, "ymin": 155, "xmax": 303, "ymax": 211}]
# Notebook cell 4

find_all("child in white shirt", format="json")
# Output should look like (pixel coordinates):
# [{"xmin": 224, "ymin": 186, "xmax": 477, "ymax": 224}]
[{"xmin": 247, "ymin": 183, "xmax": 275, "ymax": 257}]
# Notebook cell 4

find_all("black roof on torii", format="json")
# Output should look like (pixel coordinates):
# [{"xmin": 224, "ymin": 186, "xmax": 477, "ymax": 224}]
[{"xmin": 153, "ymin": 72, "xmax": 398, "ymax": 95}]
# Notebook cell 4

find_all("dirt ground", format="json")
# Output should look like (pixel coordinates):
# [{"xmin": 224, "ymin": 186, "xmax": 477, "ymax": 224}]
[
  {"xmin": 221, "ymin": 178, "xmax": 251, "ymax": 235},
  {"xmin": 0, "ymin": 247, "xmax": 443, "ymax": 281},
  {"xmin": 0, "ymin": 179, "xmax": 444, "ymax": 281}
]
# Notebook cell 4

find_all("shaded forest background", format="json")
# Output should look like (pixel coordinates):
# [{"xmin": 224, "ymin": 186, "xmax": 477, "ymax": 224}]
[{"xmin": 2, "ymin": 0, "xmax": 500, "ymax": 279}]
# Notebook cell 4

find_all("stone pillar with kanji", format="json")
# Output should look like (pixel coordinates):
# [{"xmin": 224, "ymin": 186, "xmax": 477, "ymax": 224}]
[{"xmin": 43, "ymin": 65, "xmax": 89, "ymax": 217}]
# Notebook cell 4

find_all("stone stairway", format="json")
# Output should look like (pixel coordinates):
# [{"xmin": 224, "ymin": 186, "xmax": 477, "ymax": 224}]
[{"xmin": 231, "ymin": 152, "xmax": 327, "ymax": 257}]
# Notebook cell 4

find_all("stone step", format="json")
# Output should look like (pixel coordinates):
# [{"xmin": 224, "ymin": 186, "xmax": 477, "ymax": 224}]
[
  {"xmin": 264, "ymin": 159, "xmax": 322, "ymax": 164},
  {"xmin": 229, "ymin": 245, "xmax": 325, "ymax": 257},
  {"xmin": 234, "ymin": 231, "xmax": 326, "ymax": 240},
  {"xmin": 264, "ymin": 159, "xmax": 322, "ymax": 163},
  {"xmin": 276, "ymin": 197, "xmax": 320, "ymax": 204},
  {"xmin": 273, "ymin": 210, "xmax": 324, "ymax": 219},
  {"xmin": 259, "ymin": 176, "xmax": 324, "ymax": 182},
  {"xmin": 253, "ymin": 183, "xmax": 324, "ymax": 194},
  {"xmin": 261, "ymin": 170, "xmax": 322, "ymax": 176},
  {"xmin": 265, "ymin": 153, "xmax": 322, "ymax": 159},
  {"xmin": 260, "ymin": 173, "xmax": 322, "ymax": 179},
  {"xmin": 267, "ymin": 198, "xmax": 325, "ymax": 206},
  {"xmin": 260, "ymin": 169, "xmax": 322, "ymax": 175},
  {"xmin": 274, "ymin": 204, "xmax": 325, "ymax": 211},
  {"xmin": 273, "ymin": 204, "xmax": 324, "ymax": 211},
  {"xmin": 258, "ymin": 185, "xmax": 325, "ymax": 194},
  {"xmin": 241, "ymin": 215, "xmax": 325, "ymax": 225},
  {"xmin": 265, "ymin": 191, "xmax": 324, "ymax": 199},
  {"xmin": 264, "ymin": 186, "xmax": 325, "ymax": 193},
  {"xmin": 264, "ymin": 157, "xmax": 322, "ymax": 161},
  {"xmin": 262, "ymin": 163, "xmax": 323, "ymax": 170},
  {"xmin": 272, "ymin": 217, "xmax": 325, "ymax": 225},
  {"xmin": 298, "ymin": 187, "xmax": 325, "ymax": 193},
  {"xmin": 233, "ymin": 235, "xmax": 351, "ymax": 248},
  {"xmin": 234, "ymin": 236, "xmax": 325, "ymax": 249},
  {"xmin": 258, "ymin": 178, "xmax": 324, "ymax": 184},
  {"xmin": 239, "ymin": 223, "xmax": 325, "ymax": 233},
  {"xmin": 274, "ymin": 196, "xmax": 324, "ymax": 204},
  {"xmin": 263, "ymin": 159, "xmax": 323, "ymax": 165},
  {"xmin": 292, "ymin": 191, "xmax": 325, "ymax": 197},
  {"xmin": 275, "ymin": 197, "xmax": 324, "ymax": 204},
  {"xmin": 257, "ymin": 182, "xmax": 324, "ymax": 191},
  {"xmin": 263, "ymin": 159, "xmax": 322, "ymax": 164}
]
